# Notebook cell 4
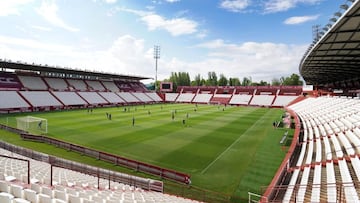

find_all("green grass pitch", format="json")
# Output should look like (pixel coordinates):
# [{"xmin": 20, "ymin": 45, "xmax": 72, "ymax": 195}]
[{"xmin": 0, "ymin": 103, "xmax": 290, "ymax": 200}]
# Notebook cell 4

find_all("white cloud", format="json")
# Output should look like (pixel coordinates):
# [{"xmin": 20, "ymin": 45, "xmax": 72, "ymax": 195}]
[
  {"xmin": 0, "ymin": 34, "xmax": 306, "ymax": 83},
  {"xmin": 0, "ymin": 35, "xmax": 71, "ymax": 51},
  {"xmin": 0, "ymin": 34, "xmax": 154, "ymax": 79},
  {"xmin": 165, "ymin": 0, "xmax": 180, "ymax": 3},
  {"xmin": 264, "ymin": 0, "xmax": 322, "ymax": 13},
  {"xmin": 220, "ymin": 0, "xmax": 250, "ymax": 12},
  {"xmin": 0, "ymin": 0, "xmax": 33, "ymax": 16},
  {"xmin": 193, "ymin": 39, "xmax": 307, "ymax": 81},
  {"xmin": 119, "ymin": 7, "xmax": 198, "ymax": 36},
  {"xmin": 141, "ymin": 14, "xmax": 197, "ymax": 36},
  {"xmin": 284, "ymin": 15, "xmax": 319, "ymax": 25},
  {"xmin": 31, "ymin": 25, "xmax": 52, "ymax": 31},
  {"xmin": 103, "ymin": 0, "xmax": 117, "ymax": 3},
  {"xmin": 36, "ymin": 1, "xmax": 79, "ymax": 32},
  {"xmin": 196, "ymin": 30, "xmax": 208, "ymax": 39}
]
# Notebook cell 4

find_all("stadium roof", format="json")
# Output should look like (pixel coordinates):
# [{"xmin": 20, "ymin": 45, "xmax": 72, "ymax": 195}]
[
  {"xmin": 299, "ymin": 0, "xmax": 360, "ymax": 86},
  {"xmin": 0, "ymin": 60, "xmax": 151, "ymax": 81}
]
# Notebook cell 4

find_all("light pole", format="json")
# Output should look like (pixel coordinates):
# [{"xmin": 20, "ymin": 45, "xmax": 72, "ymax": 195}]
[{"xmin": 154, "ymin": 45, "xmax": 160, "ymax": 91}]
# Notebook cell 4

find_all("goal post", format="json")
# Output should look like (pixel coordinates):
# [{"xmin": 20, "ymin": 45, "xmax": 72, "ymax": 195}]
[{"xmin": 16, "ymin": 116, "xmax": 48, "ymax": 134}]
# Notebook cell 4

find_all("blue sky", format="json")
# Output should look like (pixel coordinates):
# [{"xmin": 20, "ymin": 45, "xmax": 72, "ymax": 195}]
[{"xmin": 0, "ymin": 0, "xmax": 345, "ymax": 84}]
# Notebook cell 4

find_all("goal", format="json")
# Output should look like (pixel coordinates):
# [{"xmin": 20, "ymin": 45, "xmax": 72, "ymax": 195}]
[{"xmin": 16, "ymin": 116, "xmax": 48, "ymax": 134}]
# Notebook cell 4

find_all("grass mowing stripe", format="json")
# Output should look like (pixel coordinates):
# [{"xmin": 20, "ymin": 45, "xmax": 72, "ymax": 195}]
[
  {"xmin": 200, "ymin": 108, "xmax": 272, "ymax": 174},
  {"xmin": 0, "ymin": 104, "xmax": 287, "ymax": 201}
]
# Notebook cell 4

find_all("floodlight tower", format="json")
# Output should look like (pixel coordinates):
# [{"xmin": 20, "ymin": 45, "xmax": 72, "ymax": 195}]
[
  {"xmin": 312, "ymin": 25, "xmax": 321, "ymax": 41},
  {"xmin": 154, "ymin": 45, "xmax": 160, "ymax": 91}
]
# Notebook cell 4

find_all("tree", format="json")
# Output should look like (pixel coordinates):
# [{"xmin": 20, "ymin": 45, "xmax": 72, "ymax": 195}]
[
  {"xmin": 218, "ymin": 74, "xmax": 228, "ymax": 86},
  {"xmin": 229, "ymin": 77, "xmax": 241, "ymax": 86},
  {"xmin": 206, "ymin": 71, "xmax": 218, "ymax": 86},
  {"xmin": 169, "ymin": 72, "xmax": 191, "ymax": 92},
  {"xmin": 193, "ymin": 74, "xmax": 203, "ymax": 86},
  {"xmin": 280, "ymin": 74, "xmax": 303, "ymax": 86},
  {"xmin": 251, "ymin": 80, "xmax": 268, "ymax": 86},
  {"xmin": 200, "ymin": 78, "xmax": 206, "ymax": 86},
  {"xmin": 271, "ymin": 78, "xmax": 281, "ymax": 86},
  {"xmin": 241, "ymin": 77, "xmax": 252, "ymax": 86}
]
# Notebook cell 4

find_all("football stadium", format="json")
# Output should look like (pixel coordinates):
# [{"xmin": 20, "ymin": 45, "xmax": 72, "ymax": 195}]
[{"xmin": 0, "ymin": 0, "xmax": 360, "ymax": 203}]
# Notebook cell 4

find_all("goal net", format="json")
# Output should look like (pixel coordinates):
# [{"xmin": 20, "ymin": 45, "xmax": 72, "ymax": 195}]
[{"xmin": 16, "ymin": 116, "xmax": 48, "ymax": 134}]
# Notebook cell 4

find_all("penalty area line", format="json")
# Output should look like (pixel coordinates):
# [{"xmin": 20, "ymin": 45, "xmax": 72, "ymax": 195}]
[{"xmin": 200, "ymin": 110, "xmax": 271, "ymax": 174}]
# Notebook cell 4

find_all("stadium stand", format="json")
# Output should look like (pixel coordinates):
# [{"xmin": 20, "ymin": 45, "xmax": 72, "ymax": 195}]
[
  {"xmin": 117, "ymin": 92, "xmax": 141, "ymax": 103},
  {"xmin": 272, "ymin": 95, "xmax": 299, "ymax": 107},
  {"xmin": 19, "ymin": 91, "xmax": 62, "ymax": 108},
  {"xmin": 210, "ymin": 94, "xmax": 232, "ymax": 105},
  {"xmin": 98, "ymin": 92, "xmax": 126, "ymax": 104},
  {"xmin": 66, "ymin": 79, "xmax": 88, "ymax": 91},
  {"xmin": 215, "ymin": 87, "xmax": 234, "ymax": 95},
  {"xmin": 145, "ymin": 92, "xmax": 163, "ymax": 102},
  {"xmin": 0, "ymin": 72, "xmax": 23, "ymax": 90},
  {"xmin": 192, "ymin": 93, "xmax": 212, "ymax": 104},
  {"xmin": 77, "ymin": 92, "xmax": 108, "ymax": 105},
  {"xmin": 115, "ymin": 81, "xmax": 132, "ymax": 92},
  {"xmin": 0, "ymin": 91, "xmax": 30, "ymax": 110},
  {"xmin": 52, "ymin": 92, "xmax": 88, "ymax": 106},
  {"xmin": 0, "ymin": 69, "xmax": 302, "ymax": 111},
  {"xmin": 276, "ymin": 97, "xmax": 360, "ymax": 202},
  {"xmin": 44, "ymin": 78, "xmax": 68, "ymax": 91},
  {"xmin": 131, "ymin": 92, "xmax": 153, "ymax": 103},
  {"xmin": 249, "ymin": 95, "xmax": 275, "ymax": 106},
  {"xmin": 102, "ymin": 81, "xmax": 120, "ymax": 92},
  {"xmin": 0, "ymin": 147, "xmax": 200, "ymax": 203},
  {"xmin": 177, "ymin": 86, "xmax": 198, "ymax": 94},
  {"xmin": 3, "ymin": 1, "xmax": 360, "ymax": 202},
  {"xmin": 85, "ymin": 80, "xmax": 106, "ymax": 91},
  {"xmin": 18, "ymin": 75, "xmax": 48, "ymax": 90},
  {"xmin": 229, "ymin": 94, "xmax": 252, "ymax": 105},
  {"xmin": 176, "ymin": 93, "xmax": 195, "ymax": 103},
  {"xmin": 128, "ymin": 82, "xmax": 148, "ymax": 92},
  {"xmin": 164, "ymin": 93, "xmax": 179, "ymax": 102}
]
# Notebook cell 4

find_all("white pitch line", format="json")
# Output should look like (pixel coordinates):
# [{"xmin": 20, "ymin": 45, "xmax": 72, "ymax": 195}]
[{"xmin": 200, "ymin": 110, "xmax": 272, "ymax": 174}]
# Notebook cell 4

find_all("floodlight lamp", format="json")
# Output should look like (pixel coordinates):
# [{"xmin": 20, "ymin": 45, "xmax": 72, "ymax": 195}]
[
  {"xmin": 340, "ymin": 4, "xmax": 349, "ymax": 10},
  {"xmin": 330, "ymin": 18, "xmax": 337, "ymax": 22},
  {"xmin": 334, "ymin": 12, "xmax": 342, "ymax": 17}
]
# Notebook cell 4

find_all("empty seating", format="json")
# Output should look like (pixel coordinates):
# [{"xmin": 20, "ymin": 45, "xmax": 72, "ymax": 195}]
[
  {"xmin": 67, "ymin": 79, "xmax": 88, "ymax": 91},
  {"xmin": 165, "ymin": 93, "xmax": 178, "ymax": 102},
  {"xmin": 44, "ymin": 78, "xmax": 68, "ymax": 90},
  {"xmin": 101, "ymin": 81, "xmax": 119, "ymax": 92},
  {"xmin": 145, "ymin": 92, "xmax": 162, "ymax": 102},
  {"xmin": 19, "ymin": 91, "xmax": 62, "ymax": 107},
  {"xmin": 210, "ymin": 94, "xmax": 232, "ymax": 104},
  {"xmin": 77, "ymin": 92, "xmax": 108, "ymax": 105},
  {"xmin": 272, "ymin": 95, "xmax": 298, "ymax": 107},
  {"xmin": 117, "ymin": 92, "xmax": 140, "ymax": 103},
  {"xmin": 0, "ymin": 148, "xmax": 200, "ymax": 203},
  {"xmin": 131, "ymin": 92, "xmax": 153, "ymax": 102},
  {"xmin": 86, "ymin": 80, "xmax": 105, "ymax": 91},
  {"xmin": 52, "ymin": 92, "xmax": 88, "ymax": 106},
  {"xmin": 176, "ymin": 93, "xmax": 195, "ymax": 102},
  {"xmin": 250, "ymin": 95, "xmax": 275, "ymax": 106},
  {"xmin": 229, "ymin": 94, "xmax": 252, "ymax": 105},
  {"xmin": 128, "ymin": 82, "xmax": 147, "ymax": 92},
  {"xmin": 18, "ymin": 76, "xmax": 48, "ymax": 90},
  {"xmin": 192, "ymin": 93, "xmax": 212, "ymax": 103},
  {"xmin": 98, "ymin": 92, "xmax": 125, "ymax": 104},
  {"xmin": 0, "ymin": 91, "xmax": 30, "ymax": 109},
  {"xmin": 286, "ymin": 96, "xmax": 360, "ymax": 202}
]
